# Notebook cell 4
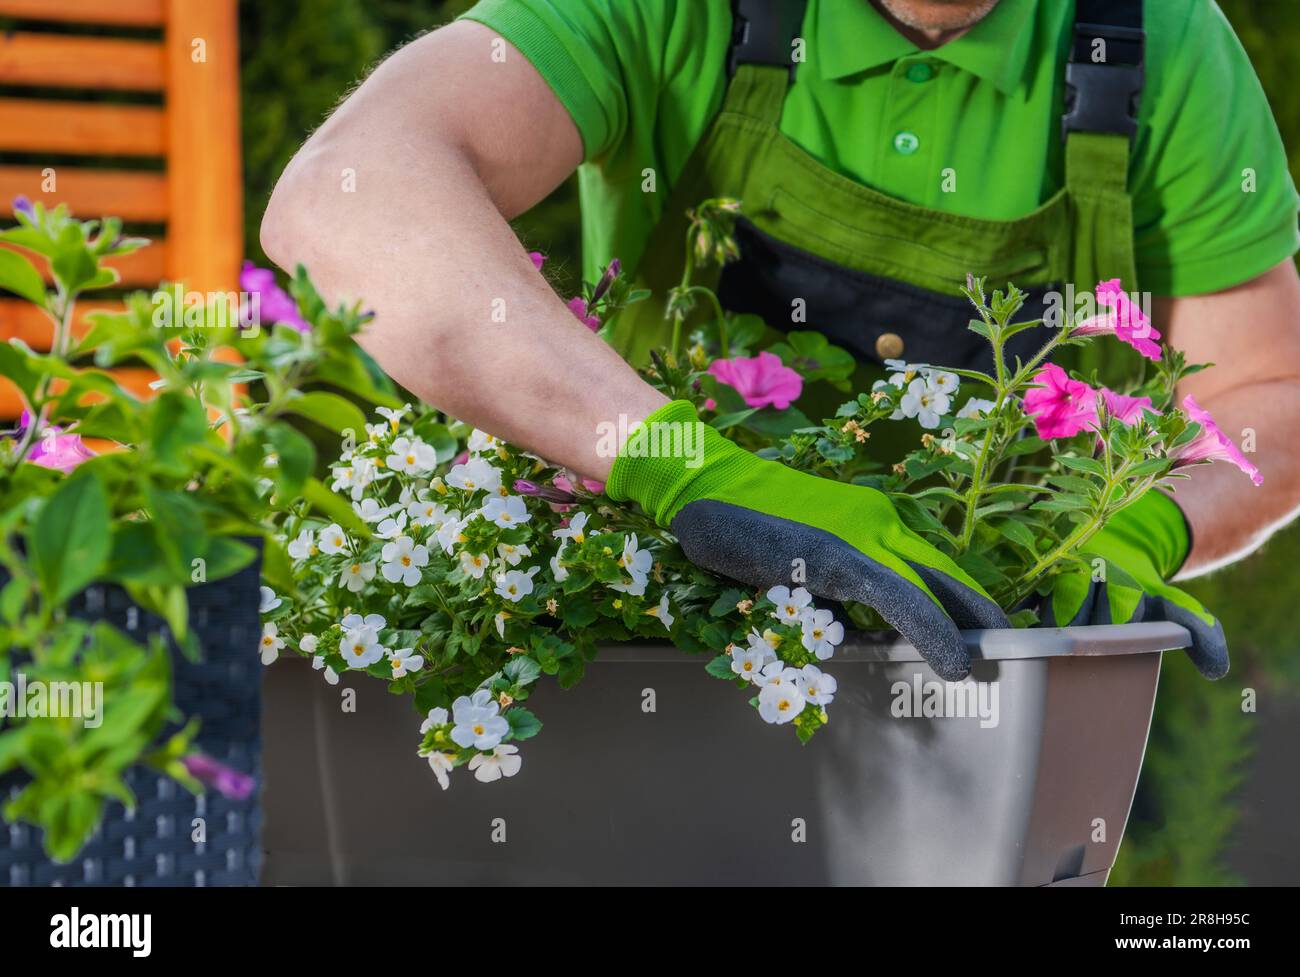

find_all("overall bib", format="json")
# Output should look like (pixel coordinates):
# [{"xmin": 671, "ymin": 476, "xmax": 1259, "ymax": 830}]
[{"xmin": 607, "ymin": 0, "xmax": 1146, "ymax": 398}]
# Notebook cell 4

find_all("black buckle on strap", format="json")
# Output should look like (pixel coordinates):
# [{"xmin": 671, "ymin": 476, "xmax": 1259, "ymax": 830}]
[
  {"xmin": 727, "ymin": 0, "xmax": 804, "ymax": 79},
  {"xmin": 1062, "ymin": 61, "xmax": 1143, "ymax": 140}
]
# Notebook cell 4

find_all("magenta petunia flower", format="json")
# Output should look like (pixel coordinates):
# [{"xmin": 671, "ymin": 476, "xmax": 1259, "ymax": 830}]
[
  {"xmin": 707, "ymin": 351, "xmax": 803, "ymax": 411},
  {"xmin": 515, "ymin": 478, "xmax": 575, "ymax": 503},
  {"xmin": 1171, "ymin": 395, "xmax": 1263, "ymax": 486},
  {"xmin": 1097, "ymin": 388, "xmax": 1157, "ymax": 427},
  {"xmin": 1078, "ymin": 279, "xmax": 1162, "ymax": 361},
  {"xmin": 529, "ymin": 251, "xmax": 546, "ymax": 271},
  {"xmin": 29, "ymin": 430, "xmax": 95, "ymax": 472},
  {"xmin": 240, "ymin": 261, "xmax": 309, "ymax": 333},
  {"xmin": 1022, "ymin": 363, "xmax": 1099, "ymax": 439},
  {"xmin": 182, "ymin": 754, "xmax": 255, "ymax": 801},
  {"xmin": 567, "ymin": 296, "xmax": 600, "ymax": 331}
]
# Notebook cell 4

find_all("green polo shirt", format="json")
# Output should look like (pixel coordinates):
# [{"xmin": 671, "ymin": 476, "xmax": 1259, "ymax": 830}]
[{"xmin": 461, "ymin": 0, "xmax": 1299, "ymax": 296}]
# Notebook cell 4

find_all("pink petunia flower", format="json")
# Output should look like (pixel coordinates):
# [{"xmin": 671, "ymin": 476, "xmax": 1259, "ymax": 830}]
[
  {"xmin": 240, "ymin": 261, "xmax": 309, "ymax": 333},
  {"xmin": 1170, "ymin": 395, "xmax": 1262, "ymax": 486},
  {"xmin": 1074, "ymin": 279, "xmax": 1162, "ymax": 361},
  {"xmin": 1097, "ymin": 388, "xmax": 1158, "ymax": 427},
  {"xmin": 29, "ymin": 430, "xmax": 95, "ymax": 472},
  {"xmin": 567, "ymin": 296, "xmax": 600, "ymax": 331},
  {"xmin": 707, "ymin": 351, "xmax": 803, "ymax": 411},
  {"xmin": 1022, "ymin": 364, "xmax": 1099, "ymax": 439},
  {"xmin": 529, "ymin": 251, "xmax": 546, "ymax": 271},
  {"xmin": 182, "ymin": 754, "xmax": 255, "ymax": 801}
]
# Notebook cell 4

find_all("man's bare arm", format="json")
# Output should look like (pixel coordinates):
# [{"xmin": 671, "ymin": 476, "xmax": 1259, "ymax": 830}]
[
  {"xmin": 259, "ymin": 21, "xmax": 666, "ymax": 479},
  {"xmin": 1157, "ymin": 258, "xmax": 1300, "ymax": 577}
]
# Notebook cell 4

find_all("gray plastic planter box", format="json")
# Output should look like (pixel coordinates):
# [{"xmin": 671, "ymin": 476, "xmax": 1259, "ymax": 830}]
[{"xmin": 260, "ymin": 622, "xmax": 1189, "ymax": 886}]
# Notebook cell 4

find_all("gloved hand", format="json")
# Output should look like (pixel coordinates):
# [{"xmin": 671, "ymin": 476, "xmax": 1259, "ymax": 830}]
[
  {"xmin": 606, "ymin": 400, "xmax": 1009, "ymax": 680},
  {"xmin": 1040, "ymin": 489, "xmax": 1228, "ymax": 679}
]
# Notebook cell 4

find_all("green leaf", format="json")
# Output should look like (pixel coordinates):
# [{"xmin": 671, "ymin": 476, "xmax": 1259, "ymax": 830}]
[
  {"xmin": 709, "ymin": 408, "xmax": 757, "ymax": 430},
  {"xmin": 28, "ymin": 471, "xmax": 111, "ymax": 606},
  {"xmin": 283, "ymin": 391, "xmax": 367, "ymax": 436},
  {"xmin": 265, "ymin": 421, "xmax": 315, "ymax": 497},
  {"xmin": 1055, "ymin": 455, "xmax": 1106, "ymax": 476},
  {"xmin": 0, "ymin": 247, "xmax": 47, "ymax": 305},
  {"xmin": 993, "ymin": 517, "xmax": 1038, "ymax": 552},
  {"xmin": 504, "ymin": 706, "xmax": 542, "ymax": 741},
  {"xmin": 705, "ymin": 653, "xmax": 736, "ymax": 680},
  {"xmin": 148, "ymin": 391, "xmax": 208, "ymax": 471},
  {"xmin": 1049, "ymin": 569, "xmax": 1092, "ymax": 626}
]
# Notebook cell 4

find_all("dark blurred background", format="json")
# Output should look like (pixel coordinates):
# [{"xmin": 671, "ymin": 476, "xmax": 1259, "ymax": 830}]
[{"xmin": 237, "ymin": 0, "xmax": 1298, "ymax": 884}]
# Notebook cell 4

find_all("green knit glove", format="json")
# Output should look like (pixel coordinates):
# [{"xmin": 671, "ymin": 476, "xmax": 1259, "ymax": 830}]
[
  {"xmin": 1043, "ymin": 489, "xmax": 1228, "ymax": 678},
  {"xmin": 607, "ymin": 400, "xmax": 1008, "ymax": 680}
]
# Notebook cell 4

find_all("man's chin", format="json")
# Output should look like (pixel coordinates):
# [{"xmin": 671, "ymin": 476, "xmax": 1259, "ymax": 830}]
[{"xmin": 873, "ymin": 0, "xmax": 1001, "ymax": 33}]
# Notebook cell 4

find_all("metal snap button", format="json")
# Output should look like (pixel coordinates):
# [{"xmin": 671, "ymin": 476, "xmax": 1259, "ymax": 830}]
[{"xmin": 893, "ymin": 131, "xmax": 920, "ymax": 155}]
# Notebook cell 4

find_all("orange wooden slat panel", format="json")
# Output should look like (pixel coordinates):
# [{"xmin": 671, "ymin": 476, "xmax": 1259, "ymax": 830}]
[
  {"xmin": 0, "ymin": 33, "xmax": 164, "ymax": 91},
  {"xmin": 0, "ymin": 166, "xmax": 168, "ymax": 222},
  {"xmin": 0, "ymin": 298, "xmax": 122, "ymax": 349},
  {"xmin": 163, "ymin": 0, "xmax": 242, "ymax": 291},
  {"xmin": 0, "ymin": 0, "xmax": 164, "ymax": 27},
  {"xmin": 0, "ymin": 99, "xmax": 166, "ymax": 156}
]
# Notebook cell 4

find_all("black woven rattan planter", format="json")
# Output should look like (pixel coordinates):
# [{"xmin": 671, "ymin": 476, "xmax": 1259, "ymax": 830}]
[{"xmin": 0, "ymin": 550, "xmax": 263, "ymax": 886}]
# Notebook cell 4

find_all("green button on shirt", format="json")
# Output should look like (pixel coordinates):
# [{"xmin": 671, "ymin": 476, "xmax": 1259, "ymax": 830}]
[{"xmin": 461, "ymin": 0, "xmax": 1299, "ymax": 297}]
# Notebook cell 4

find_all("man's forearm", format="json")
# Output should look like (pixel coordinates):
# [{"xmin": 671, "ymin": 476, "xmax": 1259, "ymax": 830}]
[
  {"xmin": 258, "ymin": 24, "xmax": 665, "ymax": 479},
  {"xmin": 1170, "ymin": 380, "xmax": 1300, "ymax": 577}
]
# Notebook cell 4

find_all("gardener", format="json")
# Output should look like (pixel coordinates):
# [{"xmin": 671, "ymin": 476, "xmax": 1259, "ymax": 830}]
[{"xmin": 261, "ymin": 0, "xmax": 1300, "ymax": 680}]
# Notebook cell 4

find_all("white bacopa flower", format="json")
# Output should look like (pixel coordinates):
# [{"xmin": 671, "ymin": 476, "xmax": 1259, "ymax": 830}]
[
  {"xmin": 758, "ymin": 677, "xmax": 806, "ymax": 725},
  {"xmin": 311, "ymin": 655, "xmax": 339, "ymax": 685},
  {"xmin": 494, "ymin": 567, "xmax": 538, "ymax": 602},
  {"xmin": 408, "ymin": 497, "xmax": 446, "ymax": 528},
  {"xmin": 479, "ymin": 494, "xmax": 531, "ymax": 528},
  {"xmin": 260, "ymin": 623, "xmax": 284, "ymax": 665},
  {"xmin": 388, "ymin": 647, "xmax": 424, "ymax": 678},
  {"xmin": 332, "ymin": 457, "xmax": 378, "ymax": 501},
  {"xmin": 796, "ymin": 664, "xmax": 837, "ymax": 707},
  {"xmin": 609, "ymin": 533, "xmax": 652, "ymax": 595},
  {"xmin": 731, "ymin": 641, "xmax": 776, "ymax": 682},
  {"xmin": 766, "ymin": 585, "xmax": 812, "ymax": 625},
  {"xmin": 352, "ymin": 497, "xmax": 394, "ymax": 523},
  {"xmin": 435, "ymin": 514, "xmax": 467, "ymax": 554},
  {"xmin": 376, "ymin": 403, "xmax": 411, "ymax": 430},
  {"xmin": 287, "ymin": 528, "xmax": 317, "ymax": 560},
  {"xmin": 340, "ymin": 559, "xmax": 376, "ymax": 593},
  {"xmin": 494, "ymin": 611, "xmax": 509, "ymax": 639},
  {"xmin": 386, "ymin": 436, "xmax": 438, "ymax": 474},
  {"xmin": 549, "ymin": 545, "xmax": 569, "ymax": 582},
  {"xmin": 468, "ymin": 744, "xmax": 522, "ymax": 783},
  {"xmin": 426, "ymin": 751, "xmax": 455, "ymax": 790},
  {"xmin": 800, "ymin": 608, "xmax": 845, "ymax": 660},
  {"xmin": 497, "ymin": 542, "xmax": 531, "ymax": 566},
  {"xmin": 899, "ymin": 377, "xmax": 951, "ymax": 429},
  {"xmin": 923, "ymin": 369, "xmax": 959, "ymax": 395},
  {"xmin": 553, "ymin": 510, "xmax": 588, "ymax": 544},
  {"xmin": 446, "ymin": 457, "xmax": 502, "ymax": 495},
  {"xmin": 338, "ymin": 624, "xmax": 385, "ymax": 669},
  {"xmin": 467, "ymin": 429, "xmax": 502, "ymax": 454},
  {"xmin": 300, "ymin": 634, "xmax": 319, "ymax": 654},
  {"xmin": 375, "ymin": 512, "xmax": 408, "ymax": 540},
  {"xmin": 364, "ymin": 421, "xmax": 388, "ymax": 445},
  {"xmin": 450, "ymin": 689, "xmax": 510, "ymax": 751},
  {"xmin": 647, "ymin": 593, "xmax": 674, "ymax": 630},
  {"xmin": 259, "ymin": 586, "xmax": 281, "ymax": 614},
  {"xmin": 318, "ymin": 523, "xmax": 348, "ymax": 555},
  {"xmin": 756, "ymin": 660, "xmax": 802, "ymax": 686},
  {"xmin": 459, "ymin": 551, "xmax": 490, "ymax": 579},
  {"xmin": 420, "ymin": 706, "xmax": 450, "ymax": 734},
  {"xmin": 341, "ymin": 612, "xmax": 386, "ymax": 632},
  {"xmin": 957, "ymin": 397, "xmax": 996, "ymax": 419},
  {"xmin": 381, "ymin": 535, "xmax": 429, "ymax": 586}
]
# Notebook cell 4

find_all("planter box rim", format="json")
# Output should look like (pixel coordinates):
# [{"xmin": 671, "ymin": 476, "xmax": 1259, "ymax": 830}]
[{"xmin": 592, "ymin": 621, "xmax": 1191, "ymax": 664}]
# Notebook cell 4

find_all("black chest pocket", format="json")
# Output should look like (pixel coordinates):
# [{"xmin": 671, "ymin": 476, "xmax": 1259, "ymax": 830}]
[{"xmin": 716, "ymin": 219, "xmax": 1054, "ymax": 374}]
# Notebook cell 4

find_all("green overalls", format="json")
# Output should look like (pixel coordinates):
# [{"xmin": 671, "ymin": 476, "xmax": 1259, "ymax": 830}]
[{"xmin": 607, "ymin": 0, "xmax": 1146, "ymax": 396}]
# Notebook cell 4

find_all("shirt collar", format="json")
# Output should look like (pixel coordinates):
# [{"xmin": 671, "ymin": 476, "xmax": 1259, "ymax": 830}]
[{"xmin": 815, "ymin": 0, "xmax": 1040, "ymax": 95}]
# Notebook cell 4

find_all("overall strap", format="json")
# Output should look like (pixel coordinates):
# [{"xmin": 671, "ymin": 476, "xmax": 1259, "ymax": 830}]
[
  {"xmin": 724, "ymin": 0, "xmax": 808, "ymax": 124},
  {"xmin": 1063, "ymin": 0, "xmax": 1145, "ymax": 142}
]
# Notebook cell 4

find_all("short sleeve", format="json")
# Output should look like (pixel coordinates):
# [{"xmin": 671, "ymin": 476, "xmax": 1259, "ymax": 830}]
[
  {"xmin": 1131, "ymin": 1, "xmax": 1300, "ymax": 295},
  {"xmin": 458, "ymin": 0, "xmax": 668, "ymax": 162}
]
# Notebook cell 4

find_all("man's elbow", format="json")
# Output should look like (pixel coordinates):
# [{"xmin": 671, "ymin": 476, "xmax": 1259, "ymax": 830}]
[{"xmin": 259, "ymin": 159, "xmax": 311, "ymax": 274}]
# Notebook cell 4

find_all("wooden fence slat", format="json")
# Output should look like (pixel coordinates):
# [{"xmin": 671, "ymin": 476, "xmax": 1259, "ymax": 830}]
[
  {"xmin": 0, "ymin": 33, "xmax": 164, "ymax": 91},
  {"xmin": 0, "ymin": 99, "xmax": 165, "ymax": 156},
  {"xmin": 0, "ymin": 166, "xmax": 168, "ymax": 222},
  {"xmin": 0, "ymin": 298, "xmax": 122, "ymax": 348},
  {"xmin": 0, "ymin": 0, "xmax": 164, "ymax": 27},
  {"xmin": 0, "ymin": 366, "xmax": 156, "ymax": 419},
  {"xmin": 163, "ymin": 0, "xmax": 242, "ymax": 291}
]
